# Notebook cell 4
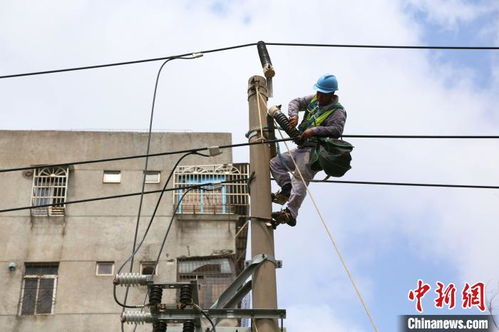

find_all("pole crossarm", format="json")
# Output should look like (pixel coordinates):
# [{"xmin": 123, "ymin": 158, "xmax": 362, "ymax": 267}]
[{"xmin": 156, "ymin": 308, "xmax": 287, "ymax": 321}]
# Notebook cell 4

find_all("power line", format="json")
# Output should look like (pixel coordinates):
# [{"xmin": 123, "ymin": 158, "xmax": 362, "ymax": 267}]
[
  {"xmin": 0, "ymin": 138, "xmax": 293, "ymax": 174},
  {"xmin": 0, "ymin": 178, "xmax": 249, "ymax": 214},
  {"xmin": 122, "ymin": 55, "xmax": 203, "ymax": 316},
  {"xmin": 1, "ymin": 41, "xmax": 497, "ymax": 80},
  {"xmin": 310, "ymin": 179, "xmax": 499, "ymax": 190},
  {"xmin": 0, "ymin": 138, "xmax": 291, "ymax": 173},
  {"xmin": 2, "ymin": 134, "xmax": 498, "ymax": 174},
  {"xmin": 0, "ymin": 43, "xmax": 256, "ymax": 80},
  {"xmin": 266, "ymin": 42, "xmax": 499, "ymax": 50},
  {"xmin": 3, "ymin": 176, "xmax": 496, "ymax": 215},
  {"xmin": 342, "ymin": 135, "xmax": 499, "ymax": 139}
]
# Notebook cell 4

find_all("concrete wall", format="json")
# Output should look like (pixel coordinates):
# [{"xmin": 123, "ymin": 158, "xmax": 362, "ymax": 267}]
[{"xmin": 0, "ymin": 130, "xmax": 241, "ymax": 332}]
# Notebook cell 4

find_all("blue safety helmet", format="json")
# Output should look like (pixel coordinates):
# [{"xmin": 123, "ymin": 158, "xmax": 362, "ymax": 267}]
[{"xmin": 313, "ymin": 74, "xmax": 338, "ymax": 93}]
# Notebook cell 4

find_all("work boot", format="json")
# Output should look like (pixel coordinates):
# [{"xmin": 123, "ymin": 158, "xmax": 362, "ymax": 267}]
[
  {"xmin": 271, "ymin": 183, "xmax": 292, "ymax": 205},
  {"xmin": 271, "ymin": 208, "xmax": 296, "ymax": 227}
]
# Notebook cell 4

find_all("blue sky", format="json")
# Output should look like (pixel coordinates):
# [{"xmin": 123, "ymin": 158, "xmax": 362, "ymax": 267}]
[
  {"xmin": 0, "ymin": 1, "xmax": 498, "ymax": 331},
  {"xmin": 406, "ymin": 1, "xmax": 498, "ymax": 89}
]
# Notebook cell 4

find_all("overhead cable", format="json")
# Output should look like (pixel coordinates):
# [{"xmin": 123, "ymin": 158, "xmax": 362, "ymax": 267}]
[
  {"xmin": 123, "ymin": 55, "xmax": 203, "ymax": 315},
  {"xmin": 266, "ymin": 42, "xmax": 499, "ymax": 50},
  {"xmin": 1, "ymin": 41, "xmax": 497, "ymax": 80},
  {"xmin": 3, "ymin": 135, "xmax": 499, "ymax": 174},
  {"xmin": 3, "ymin": 176, "xmax": 495, "ymax": 215},
  {"xmin": 0, "ymin": 178, "xmax": 249, "ymax": 214},
  {"xmin": 310, "ymin": 179, "xmax": 499, "ymax": 190},
  {"xmin": 0, "ymin": 43, "xmax": 256, "ymax": 80},
  {"xmin": 0, "ymin": 138, "xmax": 293, "ymax": 174}
]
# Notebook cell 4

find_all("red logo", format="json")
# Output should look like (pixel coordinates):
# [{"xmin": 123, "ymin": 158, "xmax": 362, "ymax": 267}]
[
  {"xmin": 408, "ymin": 280, "xmax": 486, "ymax": 313},
  {"xmin": 408, "ymin": 279, "xmax": 431, "ymax": 313}
]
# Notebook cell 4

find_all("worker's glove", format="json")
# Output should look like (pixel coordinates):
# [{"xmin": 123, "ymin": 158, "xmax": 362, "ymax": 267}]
[
  {"xmin": 300, "ymin": 128, "xmax": 315, "ymax": 140},
  {"xmin": 289, "ymin": 116, "xmax": 298, "ymax": 128}
]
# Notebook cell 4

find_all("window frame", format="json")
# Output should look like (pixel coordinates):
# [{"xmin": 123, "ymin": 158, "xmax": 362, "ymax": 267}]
[
  {"xmin": 102, "ymin": 170, "xmax": 122, "ymax": 184},
  {"xmin": 19, "ymin": 264, "xmax": 59, "ymax": 316},
  {"xmin": 144, "ymin": 171, "xmax": 161, "ymax": 184},
  {"xmin": 31, "ymin": 167, "xmax": 69, "ymax": 217},
  {"xmin": 95, "ymin": 261, "xmax": 115, "ymax": 276},
  {"xmin": 140, "ymin": 261, "xmax": 158, "ymax": 276}
]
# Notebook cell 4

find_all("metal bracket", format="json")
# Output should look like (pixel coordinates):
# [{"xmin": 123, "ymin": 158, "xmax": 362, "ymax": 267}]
[
  {"xmin": 245, "ymin": 127, "xmax": 270, "ymax": 139},
  {"xmin": 210, "ymin": 254, "xmax": 278, "ymax": 310},
  {"xmin": 245, "ymin": 257, "xmax": 282, "ymax": 269},
  {"xmin": 156, "ymin": 308, "xmax": 286, "ymax": 320}
]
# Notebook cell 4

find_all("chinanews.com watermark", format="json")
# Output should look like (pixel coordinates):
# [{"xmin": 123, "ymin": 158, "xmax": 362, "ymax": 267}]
[
  {"xmin": 400, "ymin": 315, "xmax": 492, "ymax": 331},
  {"xmin": 400, "ymin": 280, "xmax": 497, "ymax": 331}
]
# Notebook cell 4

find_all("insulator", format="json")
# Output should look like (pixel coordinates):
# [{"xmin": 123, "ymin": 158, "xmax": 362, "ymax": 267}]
[
  {"xmin": 152, "ymin": 321, "xmax": 167, "ymax": 332},
  {"xmin": 149, "ymin": 285, "xmax": 163, "ymax": 306},
  {"xmin": 179, "ymin": 285, "xmax": 193, "ymax": 307},
  {"xmin": 257, "ymin": 41, "xmax": 275, "ymax": 79},
  {"xmin": 121, "ymin": 311, "xmax": 153, "ymax": 324},
  {"xmin": 268, "ymin": 105, "xmax": 303, "ymax": 145},
  {"xmin": 113, "ymin": 273, "xmax": 152, "ymax": 286},
  {"xmin": 182, "ymin": 320, "xmax": 195, "ymax": 332}
]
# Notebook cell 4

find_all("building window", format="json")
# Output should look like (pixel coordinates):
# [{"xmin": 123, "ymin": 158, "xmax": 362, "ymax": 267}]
[
  {"xmin": 173, "ymin": 164, "xmax": 249, "ymax": 215},
  {"xmin": 31, "ymin": 167, "xmax": 69, "ymax": 216},
  {"xmin": 103, "ymin": 170, "xmax": 121, "ymax": 183},
  {"xmin": 19, "ymin": 263, "xmax": 59, "ymax": 315},
  {"xmin": 177, "ymin": 256, "xmax": 236, "ymax": 308},
  {"xmin": 96, "ymin": 262, "xmax": 114, "ymax": 276},
  {"xmin": 145, "ymin": 171, "xmax": 161, "ymax": 184},
  {"xmin": 140, "ymin": 262, "xmax": 157, "ymax": 275}
]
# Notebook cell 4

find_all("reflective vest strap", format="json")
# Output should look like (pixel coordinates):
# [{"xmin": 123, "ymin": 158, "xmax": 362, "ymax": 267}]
[{"xmin": 299, "ymin": 98, "xmax": 343, "ymax": 132}]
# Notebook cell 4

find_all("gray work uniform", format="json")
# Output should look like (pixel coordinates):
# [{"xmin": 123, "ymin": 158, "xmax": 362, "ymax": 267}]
[{"xmin": 270, "ymin": 94, "xmax": 346, "ymax": 219}]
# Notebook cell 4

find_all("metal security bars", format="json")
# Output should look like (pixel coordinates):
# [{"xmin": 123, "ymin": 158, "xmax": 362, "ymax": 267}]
[
  {"xmin": 31, "ymin": 167, "xmax": 69, "ymax": 216},
  {"xmin": 177, "ymin": 255, "xmax": 237, "ymax": 308},
  {"xmin": 19, "ymin": 263, "xmax": 59, "ymax": 315},
  {"xmin": 173, "ymin": 164, "xmax": 249, "ymax": 215}
]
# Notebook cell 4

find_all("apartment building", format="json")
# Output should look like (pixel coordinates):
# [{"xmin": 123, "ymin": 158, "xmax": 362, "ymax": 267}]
[{"xmin": 0, "ymin": 130, "xmax": 249, "ymax": 331}]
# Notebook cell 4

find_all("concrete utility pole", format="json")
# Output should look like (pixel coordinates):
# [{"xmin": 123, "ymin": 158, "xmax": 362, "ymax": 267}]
[{"xmin": 247, "ymin": 75, "xmax": 279, "ymax": 332}]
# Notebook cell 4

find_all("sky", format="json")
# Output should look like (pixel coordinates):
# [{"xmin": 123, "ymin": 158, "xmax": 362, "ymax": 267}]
[{"xmin": 1, "ymin": 0, "xmax": 499, "ymax": 331}]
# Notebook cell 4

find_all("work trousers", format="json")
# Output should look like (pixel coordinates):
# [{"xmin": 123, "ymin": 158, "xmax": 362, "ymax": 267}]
[{"xmin": 269, "ymin": 147, "xmax": 317, "ymax": 219}]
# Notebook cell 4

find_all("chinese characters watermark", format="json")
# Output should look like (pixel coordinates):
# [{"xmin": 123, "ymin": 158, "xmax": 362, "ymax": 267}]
[{"xmin": 408, "ymin": 280, "xmax": 485, "ymax": 313}]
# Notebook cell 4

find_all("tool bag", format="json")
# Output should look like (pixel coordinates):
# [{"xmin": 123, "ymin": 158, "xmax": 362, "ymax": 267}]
[{"xmin": 309, "ymin": 138, "xmax": 354, "ymax": 177}]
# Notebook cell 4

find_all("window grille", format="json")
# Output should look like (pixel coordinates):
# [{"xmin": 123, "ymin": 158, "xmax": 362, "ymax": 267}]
[
  {"xmin": 31, "ymin": 167, "xmax": 69, "ymax": 216},
  {"xmin": 173, "ymin": 164, "xmax": 249, "ymax": 215},
  {"xmin": 177, "ymin": 256, "xmax": 236, "ymax": 308},
  {"xmin": 19, "ymin": 263, "xmax": 59, "ymax": 315}
]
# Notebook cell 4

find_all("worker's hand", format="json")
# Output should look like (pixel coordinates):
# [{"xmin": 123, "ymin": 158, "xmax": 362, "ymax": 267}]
[
  {"xmin": 289, "ymin": 116, "xmax": 298, "ymax": 128},
  {"xmin": 300, "ymin": 128, "xmax": 315, "ymax": 140}
]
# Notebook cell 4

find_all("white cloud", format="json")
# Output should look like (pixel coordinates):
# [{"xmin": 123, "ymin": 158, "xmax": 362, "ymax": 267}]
[{"xmin": 405, "ymin": 0, "xmax": 494, "ymax": 29}]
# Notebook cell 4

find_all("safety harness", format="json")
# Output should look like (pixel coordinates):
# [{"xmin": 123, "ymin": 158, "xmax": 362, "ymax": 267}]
[{"xmin": 297, "ymin": 96, "xmax": 344, "ymax": 133}]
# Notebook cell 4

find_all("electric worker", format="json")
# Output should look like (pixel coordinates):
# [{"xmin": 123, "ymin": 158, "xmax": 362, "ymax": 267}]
[{"xmin": 270, "ymin": 74, "xmax": 347, "ymax": 227}]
